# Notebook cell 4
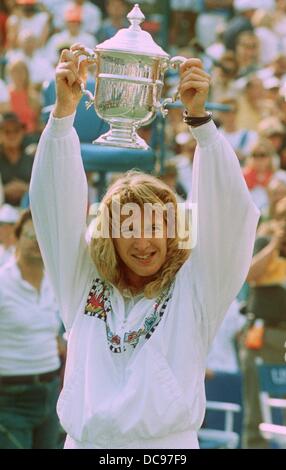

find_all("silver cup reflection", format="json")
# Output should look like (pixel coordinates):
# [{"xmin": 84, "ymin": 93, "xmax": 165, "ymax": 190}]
[{"xmin": 73, "ymin": 4, "xmax": 186, "ymax": 150}]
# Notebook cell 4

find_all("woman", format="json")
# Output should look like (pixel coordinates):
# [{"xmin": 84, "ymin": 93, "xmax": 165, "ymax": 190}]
[
  {"xmin": 29, "ymin": 48, "xmax": 259, "ymax": 449},
  {"xmin": 6, "ymin": 59, "xmax": 41, "ymax": 135},
  {"xmin": 0, "ymin": 210, "xmax": 61, "ymax": 449},
  {"xmin": 243, "ymin": 138, "xmax": 276, "ymax": 214}
]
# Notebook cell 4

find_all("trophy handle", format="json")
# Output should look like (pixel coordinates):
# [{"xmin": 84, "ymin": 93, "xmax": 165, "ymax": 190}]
[
  {"xmin": 71, "ymin": 47, "xmax": 98, "ymax": 110},
  {"xmin": 158, "ymin": 56, "xmax": 187, "ymax": 117}
]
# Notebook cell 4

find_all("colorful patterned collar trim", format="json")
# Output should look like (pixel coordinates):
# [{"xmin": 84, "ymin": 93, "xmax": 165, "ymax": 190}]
[{"xmin": 84, "ymin": 278, "xmax": 173, "ymax": 353}]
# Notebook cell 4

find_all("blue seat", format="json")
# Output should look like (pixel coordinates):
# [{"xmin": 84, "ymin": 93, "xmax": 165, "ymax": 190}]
[
  {"xmin": 199, "ymin": 371, "xmax": 243, "ymax": 449},
  {"xmin": 256, "ymin": 359, "xmax": 286, "ymax": 448},
  {"xmin": 42, "ymin": 79, "xmax": 109, "ymax": 140}
]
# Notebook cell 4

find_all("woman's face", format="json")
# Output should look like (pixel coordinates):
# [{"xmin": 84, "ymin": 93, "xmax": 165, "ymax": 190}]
[
  {"xmin": 17, "ymin": 220, "xmax": 42, "ymax": 261},
  {"xmin": 113, "ymin": 211, "xmax": 168, "ymax": 287},
  {"xmin": 251, "ymin": 147, "xmax": 272, "ymax": 172},
  {"xmin": 9, "ymin": 62, "xmax": 29, "ymax": 88}
]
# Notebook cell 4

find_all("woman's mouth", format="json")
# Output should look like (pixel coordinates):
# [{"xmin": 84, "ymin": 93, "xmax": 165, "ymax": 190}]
[{"xmin": 132, "ymin": 252, "xmax": 156, "ymax": 264}]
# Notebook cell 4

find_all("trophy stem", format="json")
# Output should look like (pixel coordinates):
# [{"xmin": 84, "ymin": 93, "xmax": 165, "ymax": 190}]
[{"xmin": 93, "ymin": 122, "xmax": 149, "ymax": 150}]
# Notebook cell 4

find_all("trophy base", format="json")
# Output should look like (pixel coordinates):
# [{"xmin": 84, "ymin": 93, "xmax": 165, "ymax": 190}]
[{"xmin": 92, "ymin": 126, "xmax": 149, "ymax": 150}]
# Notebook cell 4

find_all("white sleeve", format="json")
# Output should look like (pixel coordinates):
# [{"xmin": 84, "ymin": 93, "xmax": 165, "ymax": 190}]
[
  {"xmin": 29, "ymin": 113, "xmax": 94, "ymax": 333},
  {"xmin": 187, "ymin": 120, "xmax": 260, "ymax": 348}
]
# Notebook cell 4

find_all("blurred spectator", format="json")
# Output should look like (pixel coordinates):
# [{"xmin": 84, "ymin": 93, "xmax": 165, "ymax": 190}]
[
  {"xmin": 279, "ymin": 136, "xmax": 286, "ymax": 171},
  {"xmin": 195, "ymin": 0, "xmax": 233, "ymax": 49},
  {"xmin": 0, "ymin": 209, "xmax": 62, "ymax": 449},
  {"xmin": 159, "ymin": 160, "xmax": 185, "ymax": 203},
  {"xmin": 0, "ymin": 112, "xmax": 34, "ymax": 207},
  {"xmin": 207, "ymin": 300, "xmax": 246, "ymax": 374},
  {"xmin": 45, "ymin": 6, "xmax": 97, "ymax": 66},
  {"xmin": 267, "ymin": 171, "xmax": 286, "ymax": 218},
  {"xmin": 169, "ymin": 0, "xmax": 198, "ymax": 49},
  {"xmin": 6, "ymin": 59, "xmax": 41, "ymax": 134},
  {"xmin": 209, "ymin": 50, "xmax": 239, "ymax": 102},
  {"xmin": 6, "ymin": 29, "xmax": 54, "ymax": 88},
  {"xmin": 272, "ymin": 0, "xmax": 286, "ymax": 46},
  {"xmin": 258, "ymin": 53, "xmax": 286, "ymax": 83},
  {"xmin": 205, "ymin": 23, "xmax": 226, "ymax": 64},
  {"xmin": 0, "ymin": 1, "xmax": 16, "ymax": 54},
  {"xmin": 97, "ymin": 0, "xmax": 129, "ymax": 43},
  {"xmin": 258, "ymin": 116, "xmax": 285, "ymax": 159},
  {"xmin": 222, "ymin": 0, "xmax": 255, "ymax": 51},
  {"xmin": 0, "ymin": 174, "xmax": 3, "ymax": 206},
  {"xmin": 173, "ymin": 130, "xmax": 196, "ymax": 199},
  {"xmin": 240, "ymin": 211, "xmax": 286, "ymax": 448},
  {"xmin": 262, "ymin": 76, "xmax": 281, "ymax": 104},
  {"xmin": 252, "ymin": 9, "xmax": 280, "ymax": 66},
  {"xmin": 235, "ymin": 31, "xmax": 261, "ymax": 78},
  {"xmin": 216, "ymin": 97, "xmax": 257, "ymax": 165},
  {"xmin": 236, "ymin": 76, "xmax": 266, "ymax": 131},
  {"xmin": 243, "ymin": 138, "xmax": 275, "ymax": 213},
  {"xmin": 6, "ymin": 0, "xmax": 50, "ymax": 49},
  {"xmin": 0, "ymin": 78, "xmax": 10, "ymax": 113},
  {"xmin": 0, "ymin": 204, "xmax": 18, "ymax": 266},
  {"xmin": 276, "ymin": 85, "xmax": 286, "ymax": 132},
  {"xmin": 53, "ymin": 0, "xmax": 102, "ymax": 35}
]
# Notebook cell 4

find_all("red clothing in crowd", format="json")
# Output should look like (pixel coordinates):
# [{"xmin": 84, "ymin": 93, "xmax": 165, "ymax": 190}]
[
  {"xmin": 243, "ymin": 167, "xmax": 273, "ymax": 190},
  {"xmin": 9, "ymin": 88, "xmax": 38, "ymax": 134},
  {"xmin": 0, "ymin": 11, "xmax": 8, "ymax": 50}
]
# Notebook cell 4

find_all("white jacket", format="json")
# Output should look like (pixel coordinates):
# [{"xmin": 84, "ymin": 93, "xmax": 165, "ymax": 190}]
[{"xmin": 30, "ymin": 114, "xmax": 259, "ymax": 448}]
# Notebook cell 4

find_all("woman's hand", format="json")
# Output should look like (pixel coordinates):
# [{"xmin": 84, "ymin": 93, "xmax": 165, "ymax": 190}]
[
  {"xmin": 179, "ymin": 58, "xmax": 211, "ymax": 117},
  {"xmin": 54, "ymin": 44, "xmax": 89, "ymax": 118}
]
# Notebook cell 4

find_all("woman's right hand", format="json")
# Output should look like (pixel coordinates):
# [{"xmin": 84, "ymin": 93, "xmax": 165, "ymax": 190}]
[{"xmin": 54, "ymin": 44, "xmax": 89, "ymax": 118}]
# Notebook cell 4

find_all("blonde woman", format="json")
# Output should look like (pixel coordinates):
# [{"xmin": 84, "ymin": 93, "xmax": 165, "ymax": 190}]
[
  {"xmin": 29, "ymin": 47, "xmax": 259, "ymax": 449},
  {"xmin": 6, "ymin": 59, "xmax": 41, "ymax": 134}
]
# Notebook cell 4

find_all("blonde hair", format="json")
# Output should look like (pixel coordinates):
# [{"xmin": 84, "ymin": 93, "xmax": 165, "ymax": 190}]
[{"xmin": 89, "ymin": 170, "xmax": 191, "ymax": 298}]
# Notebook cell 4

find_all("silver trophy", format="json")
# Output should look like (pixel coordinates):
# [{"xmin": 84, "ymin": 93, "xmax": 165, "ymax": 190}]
[{"xmin": 73, "ymin": 4, "xmax": 186, "ymax": 150}]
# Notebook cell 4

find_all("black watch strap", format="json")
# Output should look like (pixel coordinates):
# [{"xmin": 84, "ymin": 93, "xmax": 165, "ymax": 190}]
[{"xmin": 183, "ymin": 110, "xmax": 212, "ymax": 127}]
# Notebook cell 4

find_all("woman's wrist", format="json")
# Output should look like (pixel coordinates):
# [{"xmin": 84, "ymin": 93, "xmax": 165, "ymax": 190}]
[
  {"xmin": 184, "ymin": 108, "xmax": 208, "ymax": 118},
  {"xmin": 53, "ymin": 102, "xmax": 77, "ymax": 119},
  {"xmin": 183, "ymin": 110, "xmax": 212, "ymax": 127}
]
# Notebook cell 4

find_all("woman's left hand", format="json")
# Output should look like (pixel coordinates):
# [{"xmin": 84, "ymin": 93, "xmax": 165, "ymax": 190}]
[{"xmin": 179, "ymin": 58, "xmax": 211, "ymax": 117}]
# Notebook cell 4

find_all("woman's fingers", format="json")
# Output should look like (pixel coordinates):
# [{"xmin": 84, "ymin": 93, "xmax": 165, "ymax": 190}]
[
  {"xmin": 180, "ymin": 73, "xmax": 210, "ymax": 85},
  {"xmin": 179, "ymin": 78, "xmax": 210, "ymax": 94},
  {"xmin": 180, "ymin": 58, "xmax": 203, "ymax": 74},
  {"xmin": 56, "ymin": 68, "xmax": 78, "ymax": 87},
  {"xmin": 180, "ymin": 66, "xmax": 210, "ymax": 81}
]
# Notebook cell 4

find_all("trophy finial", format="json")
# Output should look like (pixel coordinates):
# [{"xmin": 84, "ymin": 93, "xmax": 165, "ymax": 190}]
[{"xmin": 127, "ymin": 3, "xmax": 145, "ymax": 30}]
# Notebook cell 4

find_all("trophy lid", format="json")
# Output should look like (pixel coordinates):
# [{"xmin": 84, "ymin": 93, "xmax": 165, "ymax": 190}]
[{"xmin": 96, "ymin": 4, "xmax": 169, "ymax": 59}]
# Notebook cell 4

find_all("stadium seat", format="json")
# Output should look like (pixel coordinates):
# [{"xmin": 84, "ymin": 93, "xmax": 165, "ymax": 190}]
[{"xmin": 256, "ymin": 359, "xmax": 286, "ymax": 448}]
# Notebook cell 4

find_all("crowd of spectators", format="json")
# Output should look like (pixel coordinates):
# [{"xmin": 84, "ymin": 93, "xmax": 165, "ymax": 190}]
[{"xmin": 0, "ymin": 0, "xmax": 286, "ymax": 449}]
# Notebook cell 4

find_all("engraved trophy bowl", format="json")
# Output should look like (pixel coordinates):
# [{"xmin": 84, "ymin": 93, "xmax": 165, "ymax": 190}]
[{"xmin": 72, "ymin": 4, "xmax": 186, "ymax": 150}]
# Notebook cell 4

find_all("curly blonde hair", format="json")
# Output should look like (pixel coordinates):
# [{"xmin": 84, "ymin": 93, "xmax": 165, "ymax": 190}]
[{"xmin": 89, "ymin": 171, "xmax": 191, "ymax": 298}]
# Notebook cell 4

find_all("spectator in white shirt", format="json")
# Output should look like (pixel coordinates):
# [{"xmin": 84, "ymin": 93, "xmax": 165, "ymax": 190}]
[
  {"xmin": 45, "ymin": 6, "xmax": 97, "ymax": 66},
  {"xmin": 6, "ymin": 0, "xmax": 50, "ymax": 49},
  {"xmin": 29, "ymin": 49, "xmax": 259, "ymax": 449},
  {"xmin": 216, "ymin": 97, "xmax": 257, "ymax": 166},
  {"xmin": 53, "ymin": 0, "xmax": 102, "ymax": 35},
  {"xmin": 0, "ymin": 209, "xmax": 62, "ymax": 449},
  {"xmin": 0, "ymin": 203, "xmax": 19, "ymax": 267},
  {"xmin": 6, "ymin": 29, "xmax": 54, "ymax": 88},
  {"xmin": 207, "ymin": 299, "xmax": 246, "ymax": 374}
]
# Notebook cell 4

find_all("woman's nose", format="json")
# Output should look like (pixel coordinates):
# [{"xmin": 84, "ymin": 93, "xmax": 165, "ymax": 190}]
[{"xmin": 132, "ymin": 236, "xmax": 151, "ymax": 250}]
